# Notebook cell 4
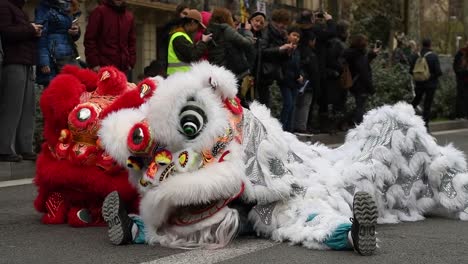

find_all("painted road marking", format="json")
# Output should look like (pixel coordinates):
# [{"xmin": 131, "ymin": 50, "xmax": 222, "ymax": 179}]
[
  {"xmin": 0, "ymin": 178, "xmax": 33, "ymax": 188},
  {"xmin": 140, "ymin": 239, "xmax": 278, "ymax": 264}
]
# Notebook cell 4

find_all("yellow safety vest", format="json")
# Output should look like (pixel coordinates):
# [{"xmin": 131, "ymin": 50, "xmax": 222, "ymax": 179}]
[{"xmin": 167, "ymin": 31, "xmax": 192, "ymax": 75}]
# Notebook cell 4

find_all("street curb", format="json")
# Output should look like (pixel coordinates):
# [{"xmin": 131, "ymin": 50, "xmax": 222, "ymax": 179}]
[
  {"xmin": 296, "ymin": 119, "xmax": 468, "ymax": 146},
  {"xmin": 0, "ymin": 160, "xmax": 36, "ymax": 182},
  {"xmin": 1, "ymin": 120, "xmax": 467, "ymax": 182}
]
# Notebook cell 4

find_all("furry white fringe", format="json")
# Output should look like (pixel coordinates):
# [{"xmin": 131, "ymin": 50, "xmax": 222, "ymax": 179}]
[{"xmin": 242, "ymin": 102, "xmax": 468, "ymax": 249}]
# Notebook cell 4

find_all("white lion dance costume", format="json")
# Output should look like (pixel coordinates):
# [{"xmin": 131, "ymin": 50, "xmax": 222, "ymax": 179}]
[{"xmin": 99, "ymin": 62, "xmax": 468, "ymax": 255}]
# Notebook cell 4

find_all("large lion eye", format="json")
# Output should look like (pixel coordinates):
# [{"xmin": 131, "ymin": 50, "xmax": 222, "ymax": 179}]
[
  {"xmin": 179, "ymin": 101, "xmax": 207, "ymax": 139},
  {"xmin": 127, "ymin": 120, "xmax": 155, "ymax": 155}
]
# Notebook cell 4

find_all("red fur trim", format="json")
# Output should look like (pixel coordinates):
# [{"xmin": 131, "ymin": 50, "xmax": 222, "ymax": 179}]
[
  {"xmin": 137, "ymin": 78, "xmax": 157, "ymax": 100},
  {"xmin": 34, "ymin": 149, "xmax": 140, "ymax": 216},
  {"xmin": 99, "ymin": 78, "xmax": 157, "ymax": 119},
  {"xmin": 95, "ymin": 66, "xmax": 128, "ymax": 96},
  {"xmin": 41, "ymin": 74, "xmax": 86, "ymax": 146},
  {"xmin": 61, "ymin": 65, "xmax": 98, "ymax": 92},
  {"xmin": 127, "ymin": 121, "xmax": 155, "ymax": 155}
]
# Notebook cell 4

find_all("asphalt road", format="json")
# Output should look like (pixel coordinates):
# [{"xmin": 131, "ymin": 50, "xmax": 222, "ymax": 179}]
[{"xmin": 1, "ymin": 129, "xmax": 468, "ymax": 264}]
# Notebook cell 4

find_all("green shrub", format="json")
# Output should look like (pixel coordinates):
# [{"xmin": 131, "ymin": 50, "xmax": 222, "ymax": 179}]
[
  {"xmin": 432, "ymin": 74, "xmax": 457, "ymax": 120},
  {"xmin": 367, "ymin": 55, "xmax": 414, "ymax": 110}
]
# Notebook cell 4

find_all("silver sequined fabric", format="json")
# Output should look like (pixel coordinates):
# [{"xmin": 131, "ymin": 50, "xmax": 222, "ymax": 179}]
[
  {"xmin": 253, "ymin": 203, "xmax": 276, "ymax": 225},
  {"xmin": 439, "ymin": 169, "xmax": 458, "ymax": 199},
  {"xmin": 242, "ymin": 111, "xmax": 268, "ymax": 186}
]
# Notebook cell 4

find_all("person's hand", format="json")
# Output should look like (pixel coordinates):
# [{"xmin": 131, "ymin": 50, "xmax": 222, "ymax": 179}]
[
  {"xmin": 40, "ymin": 66, "xmax": 51, "ymax": 74},
  {"xmin": 31, "ymin": 23, "xmax": 43, "ymax": 37},
  {"xmin": 92, "ymin": 66, "xmax": 101, "ymax": 72},
  {"xmin": 297, "ymin": 75, "xmax": 304, "ymax": 84},
  {"xmin": 324, "ymin": 12, "xmax": 333, "ymax": 21},
  {"xmin": 279, "ymin": 43, "xmax": 294, "ymax": 51},
  {"xmin": 244, "ymin": 20, "xmax": 252, "ymax": 31},
  {"xmin": 201, "ymin": 33, "xmax": 213, "ymax": 43},
  {"xmin": 68, "ymin": 24, "xmax": 79, "ymax": 36}
]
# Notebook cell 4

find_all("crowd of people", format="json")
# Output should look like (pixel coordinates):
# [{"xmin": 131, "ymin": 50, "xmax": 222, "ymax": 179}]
[{"xmin": 0, "ymin": 0, "xmax": 466, "ymax": 163}]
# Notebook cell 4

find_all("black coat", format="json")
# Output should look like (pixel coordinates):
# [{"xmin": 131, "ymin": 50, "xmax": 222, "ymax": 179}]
[
  {"xmin": 300, "ymin": 20, "xmax": 337, "ymax": 79},
  {"xmin": 410, "ymin": 48, "xmax": 442, "ymax": 88},
  {"xmin": 255, "ymin": 23, "xmax": 288, "ymax": 84},
  {"xmin": 206, "ymin": 23, "xmax": 254, "ymax": 77},
  {"xmin": 0, "ymin": 0, "xmax": 38, "ymax": 65},
  {"xmin": 299, "ymin": 45, "xmax": 319, "ymax": 93},
  {"xmin": 344, "ymin": 47, "xmax": 376, "ymax": 95}
]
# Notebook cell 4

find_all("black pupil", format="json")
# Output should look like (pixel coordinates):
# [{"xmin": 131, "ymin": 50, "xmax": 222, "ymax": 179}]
[{"xmin": 132, "ymin": 127, "xmax": 144, "ymax": 144}]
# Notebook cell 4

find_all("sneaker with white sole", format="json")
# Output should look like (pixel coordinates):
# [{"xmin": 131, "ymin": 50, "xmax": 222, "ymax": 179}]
[
  {"xmin": 350, "ymin": 191, "xmax": 377, "ymax": 256},
  {"xmin": 102, "ymin": 191, "xmax": 133, "ymax": 245}
]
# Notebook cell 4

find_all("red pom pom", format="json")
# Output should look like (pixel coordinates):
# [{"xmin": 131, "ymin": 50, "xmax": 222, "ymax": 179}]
[{"xmin": 224, "ymin": 97, "xmax": 243, "ymax": 115}]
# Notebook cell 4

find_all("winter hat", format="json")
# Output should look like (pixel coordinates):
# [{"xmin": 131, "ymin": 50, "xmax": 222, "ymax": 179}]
[{"xmin": 249, "ymin": 11, "xmax": 266, "ymax": 22}]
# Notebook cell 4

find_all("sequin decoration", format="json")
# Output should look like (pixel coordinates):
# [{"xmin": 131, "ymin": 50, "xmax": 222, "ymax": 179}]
[
  {"xmin": 287, "ymin": 151, "xmax": 303, "ymax": 164},
  {"xmin": 357, "ymin": 119, "xmax": 397, "ymax": 162},
  {"xmin": 269, "ymin": 158, "xmax": 287, "ymax": 178},
  {"xmin": 253, "ymin": 203, "xmax": 276, "ymax": 225},
  {"xmin": 178, "ymin": 151, "xmax": 189, "ymax": 168},
  {"xmin": 439, "ymin": 168, "xmax": 458, "ymax": 199},
  {"xmin": 242, "ymin": 111, "xmax": 268, "ymax": 186},
  {"xmin": 395, "ymin": 169, "xmax": 416, "ymax": 197},
  {"xmin": 291, "ymin": 183, "xmax": 307, "ymax": 197}
]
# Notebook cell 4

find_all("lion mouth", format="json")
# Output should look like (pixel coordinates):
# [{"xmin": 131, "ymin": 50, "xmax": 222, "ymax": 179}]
[{"xmin": 169, "ymin": 183, "xmax": 245, "ymax": 226}]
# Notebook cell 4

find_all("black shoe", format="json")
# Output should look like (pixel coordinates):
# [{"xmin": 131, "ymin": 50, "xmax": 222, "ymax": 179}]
[
  {"xmin": 350, "ymin": 191, "xmax": 377, "ymax": 256},
  {"xmin": 102, "ymin": 191, "xmax": 134, "ymax": 245},
  {"xmin": 0, "ymin": 154, "xmax": 22, "ymax": 162},
  {"xmin": 21, "ymin": 152, "xmax": 37, "ymax": 161}
]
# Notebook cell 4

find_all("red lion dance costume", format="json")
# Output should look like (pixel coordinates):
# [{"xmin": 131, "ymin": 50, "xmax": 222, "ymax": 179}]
[{"xmin": 34, "ymin": 65, "xmax": 155, "ymax": 227}]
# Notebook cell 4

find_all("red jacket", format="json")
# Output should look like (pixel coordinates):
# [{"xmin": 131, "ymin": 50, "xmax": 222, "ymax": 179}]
[{"xmin": 84, "ymin": 0, "xmax": 136, "ymax": 71}]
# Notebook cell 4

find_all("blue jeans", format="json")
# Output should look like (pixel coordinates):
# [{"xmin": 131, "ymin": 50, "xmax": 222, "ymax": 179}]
[{"xmin": 279, "ymin": 83, "xmax": 298, "ymax": 132}]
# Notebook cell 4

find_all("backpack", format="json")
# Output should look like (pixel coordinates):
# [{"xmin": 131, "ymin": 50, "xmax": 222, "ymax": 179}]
[
  {"xmin": 412, "ymin": 52, "xmax": 432, "ymax": 81},
  {"xmin": 340, "ymin": 61, "xmax": 353, "ymax": 89}
]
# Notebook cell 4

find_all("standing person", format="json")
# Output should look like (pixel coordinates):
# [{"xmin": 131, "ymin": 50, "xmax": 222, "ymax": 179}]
[
  {"xmin": 84, "ymin": 0, "xmax": 136, "ymax": 80},
  {"xmin": 325, "ymin": 20, "xmax": 350, "ymax": 133},
  {"xmin": 166, "ymin": 9, "xmax": 212, "ymax": 75},
  {"xmin": 278, "ymin": 26, "xmax": 302, "ymax": 132},
  {"xmin": 247, "ymin": 11, "xmax": 266, "ymax": 105},
  {"xmin": 256, "ymin": 9, "xmax": 294, "ymax": 108},
  {"xmin": 205, "ymin": 7, "xmax": 254, "ymax": 102},
  {"xmin": 157, "ymin": 3, "xmax": 190, "ymax": 71},
  {"xmin": 453, "ymin": 41, "xmax": 468, "ymax": 119},
  {"xmin": 0, "ymin": 0, "xmax": 43, "ymax": 162},
  {"xmin": 35, "ymin": 0, "xmax": 81, "ymax": 86},
  {"xmin": 344, "ymin": 34, "xmax": 379, "ymax": 126},
  {"xmin": 303, "ymin": 10, "xmax": 336, "ymax": 133},
  {"xmin": 294, "ymin": 31, "xmax": 318, "ymax": 133},
  {"xmin": 410, "ymin": 38, "xmax": 442, "ymax": 130}
]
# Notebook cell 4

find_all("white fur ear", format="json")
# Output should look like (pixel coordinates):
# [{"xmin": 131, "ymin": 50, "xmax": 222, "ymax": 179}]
[
  {"xmin": 98, "ymin": 107, "xmax": 148, "ymax": 167},
  {"xmin": 189, "ymin": 61, "xmax": 238, "ymax": 99}
]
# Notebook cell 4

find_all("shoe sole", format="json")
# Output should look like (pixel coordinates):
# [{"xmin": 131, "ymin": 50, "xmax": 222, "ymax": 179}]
[
  {"xmin": 353, "ymin": 191, "xmax": 378, "ymax": 256},
  {"xmin": 102, "ymin": 191, "xmax": 132, "ymax": 245}
]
